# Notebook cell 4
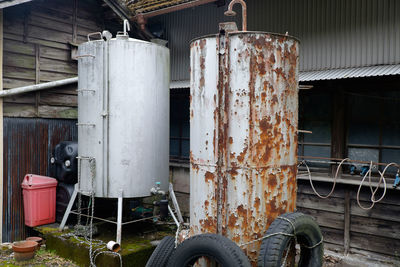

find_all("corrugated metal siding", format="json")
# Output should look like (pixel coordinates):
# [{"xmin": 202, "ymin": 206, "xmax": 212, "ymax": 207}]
[
  {"xmin": 2, "ymin": 118, "xmax": 77, "ymax": 242},
  {"xmin": 300, "ymin": 64, "xmax": 400, "ymax": 81},
  {"xmin": 151, "ymin": 0, "xmax": 400, "ymax": 81},
  {"xmin": 152, "ymin": 2, "xmax": 241, "ymax": 81},
  {"xmin": 0, "ymin": 0, "xmax": 32, "ymax": 9}
]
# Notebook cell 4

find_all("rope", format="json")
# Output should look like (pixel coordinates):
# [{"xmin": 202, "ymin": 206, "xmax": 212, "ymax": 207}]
[
  {"xmin": 299, "ymin": 158, "xmax": 399, "ymax": 210},
  {"xmin": 239, "ymin": 216, "xmax": 323, "ymax": 250},
  {"xmin": 300, "ymin": 158, "xmax": 349, "ymax": 199},
  {"xmin": 174, "ymin": 223, "xmax": 182, "ymax": 249},
  {"xmin": 281, "ymin": 239, "xmax": 292, "ymax": 267},
  {"xmin": 355, "ymin": 162, "xmax": 399, "ymax": 210}
]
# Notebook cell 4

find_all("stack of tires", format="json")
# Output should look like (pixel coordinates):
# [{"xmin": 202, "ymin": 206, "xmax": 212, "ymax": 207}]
[
  {"xmin": 49, "ymin": 141, "xmax": 78, "ymax": 222},
  {"xmin": 146, "ymin": 212, "xmax": 324, "ymax": 267}
]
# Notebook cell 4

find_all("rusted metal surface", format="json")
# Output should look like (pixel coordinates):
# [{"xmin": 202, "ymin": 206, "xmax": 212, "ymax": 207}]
[
  {"xmin": 2, "ymin": 118, "xmax": 77, "ymax": 242},
  {"xmin": 190, "ymin": 31, "xmax": 299, "ymax": 264},
  {"xmin": 224, "ymin": 0, "xmax": 247, "ymax": 31}
]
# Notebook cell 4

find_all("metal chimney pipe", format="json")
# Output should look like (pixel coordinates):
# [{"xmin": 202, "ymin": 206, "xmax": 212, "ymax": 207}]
[{"xmin": 224, "ymin": 0, "xmax": 247, "ymax": 31}]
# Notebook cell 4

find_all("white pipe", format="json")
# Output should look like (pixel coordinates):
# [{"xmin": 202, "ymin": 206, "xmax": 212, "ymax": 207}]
[
  {"xmin": 168, "ymin": 205, "xmax": 180, "ymax": 227},
  {"xmin": 169, "ymin": 183, "xmax": 184, "ymax": 223},
  {"xmin": 117, "ymin": 195, "xmax": 123, "ymax": 245},
  {"xmin": 0, "ymin": 77, "xmax": 78, "ymax": 98}
]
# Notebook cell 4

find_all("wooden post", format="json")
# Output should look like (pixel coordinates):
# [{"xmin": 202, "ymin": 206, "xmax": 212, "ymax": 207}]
[
  {"xmin": 331, "ymin": 89, "xmax": 346, "ymax": 177},
  {"xmin": 0, "ymin": 10, "xmax": 3, "ymax": 243},
  {"xmin": 344, "ymin": 189, "xmax": 351, "ymax": 255},
  {"xmin": 331, "ymin": 88, "xmax": 350, "ymax": 254}
]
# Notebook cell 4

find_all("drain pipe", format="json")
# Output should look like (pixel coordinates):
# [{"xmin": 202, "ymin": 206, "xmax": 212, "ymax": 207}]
[{"xmin": 0, "ymin": 77, "xmax": 78, "ymax": 98}]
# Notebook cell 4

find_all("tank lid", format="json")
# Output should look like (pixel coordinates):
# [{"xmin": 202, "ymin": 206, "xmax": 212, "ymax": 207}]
[
  {"xmin": 190, "ymin": 31, "xmax": 300, "ymax": 46},
  {"xmin": 21, "ymin": 174, "xmax": 57, "ymax": 189},
  {"xmin": 116, "ymin": 33, "xmax": 129, "ymax": 40}
]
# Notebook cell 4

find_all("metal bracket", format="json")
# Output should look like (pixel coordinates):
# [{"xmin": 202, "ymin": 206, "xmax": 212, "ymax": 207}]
[
  {"xmin": 77, "ymin": 89, "xmax": 96, "ymax": 94},
  {"xmin": 169, "ymin": 183, "xmax": 184, "ymax": 223},
  {"xmin": 75, "ymin": 54, "xmax": 96, "ymax": 59},
  {"xmin": 87, "ymin": 32, "xmax": 103, "ymax": 42},
  {"xmin": 76, "ymin": 123, "xmax": 96, "ymax": 127}
]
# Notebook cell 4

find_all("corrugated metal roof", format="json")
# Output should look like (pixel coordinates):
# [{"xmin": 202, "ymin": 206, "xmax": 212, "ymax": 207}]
[
  {"xmin": 170, "ymin": 80, "xmax": 190, "ymax": 89},
  {"xmin": 299, "ymin": 64, "xmax": 400, "ymax": 82},
  {"xmin": 0, "ymin": 0, "xmax": 32, "ymax": 8},
  {"xmin": 170, "ymin": 64, "xmax": 400, "ymax": 87},
  {"xmin": 126, "ymin": 0, "xmax": 193, "ymax": 14}
]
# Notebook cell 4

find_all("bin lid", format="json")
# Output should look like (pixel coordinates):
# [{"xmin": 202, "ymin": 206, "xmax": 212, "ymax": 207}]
[{"xmin": 21, "ymin": 174, "xmax": 58, "ymax": 189}]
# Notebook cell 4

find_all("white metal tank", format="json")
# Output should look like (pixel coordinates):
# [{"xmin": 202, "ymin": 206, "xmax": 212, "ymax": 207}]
[{"xmin": 77, "ymin": 33, "xmax": 170, "ymax": 198}]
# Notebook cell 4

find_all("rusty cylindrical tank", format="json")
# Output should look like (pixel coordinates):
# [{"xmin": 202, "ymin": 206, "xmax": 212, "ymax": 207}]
[{"xmin": 189, "ymin": 28, "xmax": 299, "ymax": 263}]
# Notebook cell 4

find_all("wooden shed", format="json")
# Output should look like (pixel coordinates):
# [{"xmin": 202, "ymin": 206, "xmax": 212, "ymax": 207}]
[{"xmin": 0, "ymin": 0, "xmax": 125, "ymax": 242}]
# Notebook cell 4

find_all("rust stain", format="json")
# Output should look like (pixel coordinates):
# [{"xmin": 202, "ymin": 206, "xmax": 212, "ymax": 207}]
[
  {"xmin": 228, "ymin": 213, "xmax": 238, "ymax": 228},
  {"xmin": 268, "ymin": 173, "xmax": 277, "ymax": 188},
  {"xmin": 190, "ymin": 33, "xmax": 299, "ymax": 265},
  {"xmin": 199, "ymin": 216, "xmax": 217, "ymax": 233},
  {"xmin": 200, "ymin": 77, "xmax": 205, "ymax": 87},
  {"xmin": 199, "ymin": 38, "xmax": 206, "ymax": 49},
  {"xmin": 254, "ymin": 197, "xmax": 260, "ymax": 210},
  {"xmin": 236, "ymin": 146, "xmax": 247, "ymax": 164},
  {"xmin": 205, "ymin": 171, "xmax": 215, "ymax": 183}
]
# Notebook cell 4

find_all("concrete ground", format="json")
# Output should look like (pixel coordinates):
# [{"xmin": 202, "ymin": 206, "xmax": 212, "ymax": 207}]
[{"xmin": 324, "ymin": 250, "xmax": 398, "ymax": 267}]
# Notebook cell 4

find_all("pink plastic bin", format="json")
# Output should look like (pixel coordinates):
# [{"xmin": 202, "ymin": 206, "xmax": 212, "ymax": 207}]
[{"xmin": 21, "ymin": 174, "xmax": 57, "ymax": 227}]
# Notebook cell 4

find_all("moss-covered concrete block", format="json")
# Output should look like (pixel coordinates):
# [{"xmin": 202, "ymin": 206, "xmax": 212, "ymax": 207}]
[{"xmin": 35, "ymin": 223, "xmax": 174, "ymax": 267}]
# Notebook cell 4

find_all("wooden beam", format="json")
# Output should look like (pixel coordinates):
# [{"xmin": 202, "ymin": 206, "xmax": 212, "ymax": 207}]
[{"xmin": 136, "ymin": 0, "xmax": 217, "ymax": 19}]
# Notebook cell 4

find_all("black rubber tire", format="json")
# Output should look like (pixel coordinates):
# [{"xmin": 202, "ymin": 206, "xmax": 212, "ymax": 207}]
[
  {"xmin": 258, "ymin": 212, "xmax": 324, "ymax": 267},
  {"xmin": 146, "ymin": 236, "xmax": 176, "ymax": 267},
  {"xmin": 166, "ymin": 233, "xmax": 251, "ymax": 267}
]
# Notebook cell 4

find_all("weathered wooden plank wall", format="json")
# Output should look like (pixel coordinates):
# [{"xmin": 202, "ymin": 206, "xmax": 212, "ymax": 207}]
[
  {"xmin": 297, "ymin": 179, "xmax": 400, "ymax": 260},
  {"xmin": 2, "ymin": 0, "xmax": 103, "ymax": 119},
  {"xmin": 2, "ymin": 118, "xmax": 77, "ymax": 242},
  {"xmin": 1, "ymin": 0, "xmax": 104, "ymax": 242},
  {"xmin": 171, "ymin": 170, "xmax": 400, "ymax": 260}
]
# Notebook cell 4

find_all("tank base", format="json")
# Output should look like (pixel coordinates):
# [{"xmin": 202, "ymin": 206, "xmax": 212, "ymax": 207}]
[{"xmin": 59, "ymin": 187, "xmax": 152, "ymax": 245}]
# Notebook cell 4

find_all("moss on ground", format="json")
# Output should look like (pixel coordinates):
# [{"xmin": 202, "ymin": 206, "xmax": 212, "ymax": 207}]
[
  {"xmin": 35, "ymin": 222, "xmax": 175, "ymax": 267},
  {"xmin": 0, "ymin": 247, "xmax": 78, "ymax": 266}
]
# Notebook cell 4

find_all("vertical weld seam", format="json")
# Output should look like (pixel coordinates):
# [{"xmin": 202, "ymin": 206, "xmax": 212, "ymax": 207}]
[
  {"xmin": 216, "ymin": 32, "xmax": 230, "ymax": 235},
  {"xmin": 216, "ymin": 33, "xmax": 224, "ymax": 235},
  {"xmin": 222, "ymin": 34, "xmax": 231, "ymax": 237}
]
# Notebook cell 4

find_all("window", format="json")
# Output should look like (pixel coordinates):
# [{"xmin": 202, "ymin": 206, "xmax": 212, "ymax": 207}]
[
  {"xmin": 298, "ymin": 90, "xmax": 332, "ymax": 169},
  {"xmin": 346, "ymin": 90, "xmax": 400, "ymax": 173},
  {"xmin": 170, "ymin": 89, "xmax": 190, "ymax": 161}
]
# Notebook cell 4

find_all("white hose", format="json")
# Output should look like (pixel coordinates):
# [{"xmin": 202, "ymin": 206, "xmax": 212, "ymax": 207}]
[
  {"xmin": 299, "ymin": 158, "xmax": 349, "ymax": 199},
  {"xmin": 356, "ymin": 162, "xmax": 398, "ymax": 210},
  {"xmin": 299, "ymin": 158, "xmax": 399, "ymax": 210}
]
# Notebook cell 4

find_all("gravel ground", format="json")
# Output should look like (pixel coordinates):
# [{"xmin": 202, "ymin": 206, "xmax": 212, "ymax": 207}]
[
  {"xmin": 324, "ymin": 254, "xmax": 342, "ymax": 266},
  {"xmin": 0, "ymin": 245, "xmax": 78, "ymax": 267}
]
